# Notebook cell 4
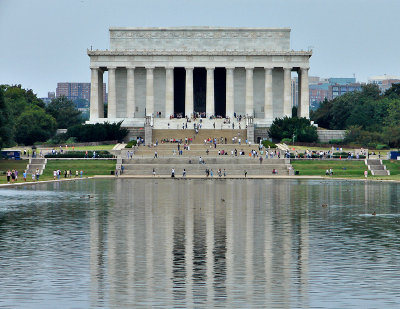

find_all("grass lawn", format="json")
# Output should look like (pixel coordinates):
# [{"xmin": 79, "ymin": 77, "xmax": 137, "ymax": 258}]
[
  {"xmin": 4, "ymin": 144, "xmax": 116, "ymax": 152},
  {"xmin": 65, "ymin": 145, "xmax": 116, "ymax": 151},
  {"xmin": 291, "ymin": 160, "xmax": 368, "ymax": 178},
  {"xmin": 0, "ymin": 159, "xmax": 28, "ymax": 184},
  {"xmin": 383, "ymin": 160, "xmax": 400, "ymax": 176},
  {"xmin": 43, "ymin": 160, "xmax": 116, "ymax": 178},
  {"xmin": 0, "ymin": 159, "xmax": 116, "ymax": 184}
]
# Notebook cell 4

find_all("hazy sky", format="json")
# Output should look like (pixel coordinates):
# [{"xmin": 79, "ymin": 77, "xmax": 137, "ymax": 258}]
[{"xmin": 1, "ymin": 0, "xmax": 399, "ymax": 97}]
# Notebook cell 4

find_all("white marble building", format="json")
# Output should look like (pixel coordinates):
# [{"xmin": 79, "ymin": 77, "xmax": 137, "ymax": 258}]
[{"xmin": 88, "ymin": 27, "xmax": 311, "ymax": 128}]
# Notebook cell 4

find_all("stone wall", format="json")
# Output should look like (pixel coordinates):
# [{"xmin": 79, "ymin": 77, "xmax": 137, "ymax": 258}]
[{"xmin": 317, "ymin": 130, "xmax": 346, "ymax": 143}]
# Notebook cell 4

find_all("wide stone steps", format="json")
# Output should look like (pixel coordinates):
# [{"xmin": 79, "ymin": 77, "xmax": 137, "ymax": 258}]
[
  {"xmin": 122, "ymin": 158, "xmax": 288, "ymax": 165},
  {"xmin": 122, "ymin": 165, "xmax": 289, "ymax": 176},
  {"xmin": 371, "ymin": 170, "xmax": 390, "ymax": 176},
  {"xmin": 365, "ymin": 159, "xmax": 390, "ymax": 176},
  {"xmin": 26, "ymin": 158, "xmax": 47, "ymax": 175},
  {"xmin": 152, "ymin": 129, "xmax": 247, "ymax": 143}
]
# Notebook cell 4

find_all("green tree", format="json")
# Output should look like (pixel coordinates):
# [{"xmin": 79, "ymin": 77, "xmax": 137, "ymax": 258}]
[
  {"xmin": 268, "ymin": 116, "xmax": 318, "ymax": 143},
  {"xmin": 384, "ymin": 83, "xmax": 400, "ymax": 98},
  {"xmin": 46, "ymin": 96, "xmax": 82, "ymax": 129},
  {"xmin": 0, "ymin": 87, "xmax": 13, "ymax": 149},
  {"xmin": 15, "ymin": 106, "xmax": 57, "ymax": 145}
]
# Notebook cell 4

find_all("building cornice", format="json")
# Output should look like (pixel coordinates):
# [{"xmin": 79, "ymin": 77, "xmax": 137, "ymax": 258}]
[{"xmin": 87, "ymin": 50, "xmax": 312, "ymax": 57}]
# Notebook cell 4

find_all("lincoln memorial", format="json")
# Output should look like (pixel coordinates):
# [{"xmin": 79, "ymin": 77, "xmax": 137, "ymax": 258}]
[{"xmin": 87, "ymin": 27, "xmax": 311, "ymax": 139}]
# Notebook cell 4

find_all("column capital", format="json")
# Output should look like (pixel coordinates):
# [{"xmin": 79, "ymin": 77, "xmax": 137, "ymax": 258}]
[
  {"xmin": 300, "ymin": 67, "xmax": 310, "ymax": 71},
  {"xmin": 185, "ymin": 66, "xmax": 194, "ymax": 70},
  {"xmin": 206, "ymin": 67, "xmax": 215, "ymax": 71},
  {"xmin": 90, "ymin": 66, "xmax": 100, "ymax": 70},
  {"xmin": 126, "ymin": 66, "xmax": 136, "ymax": 70},
  {"xmin": 226, "ymin": 67, "xmax": 235, "ymax": 72},
  {"xmin": 264, "ymin": 66, "xmax": 273, "ymax": 71},
  {"xmin": 107, "ymin": 66, "xmax": 116, "ymax": 70},
  {"xmin": 165, "ymin": 66, "xmax": 174, "ymax": 70},
  {"xmin": 283, "ymin": 66, "xmax": 292, "ymax": 71},
  {"xmin": 145, "ymin": 66, "xmax": 155, "ymax": 70},
  {"xmin": 245, "ymin": 66, "xmax": 254, "ymax": 71}
]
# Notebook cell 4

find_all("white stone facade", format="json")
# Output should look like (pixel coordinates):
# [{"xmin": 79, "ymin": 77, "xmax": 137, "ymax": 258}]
[{"xmin": 88, "ymin": 27, "xmax": 311, "ymax": 127}]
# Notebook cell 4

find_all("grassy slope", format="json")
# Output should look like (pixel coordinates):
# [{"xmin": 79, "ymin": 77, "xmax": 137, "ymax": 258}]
[
  {"xmin": 0, "ymin": 159, "xmax": 116, "ymax": 184},
  {"xmin": 43, "ymin": 160, "xmax": 116, "ymax": 178},
  {"xmin": 291, "ymin": 160, "xmax": 368, "ymax": 177}
]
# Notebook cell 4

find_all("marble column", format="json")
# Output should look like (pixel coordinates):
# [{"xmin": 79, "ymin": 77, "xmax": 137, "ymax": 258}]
[
  {"xmin": 245, "ymin": 67, "xmax": 254, "ymax": 117},
  {"xmin": 206, "ymin": 67, "xmax": 215, "ymax": 117},
  {"xmin": 107, "ymin": 67, "xmax": 116, "ymax": 119},
  {"xmin": 297, "ymin": 70, "xmax": 302, "ymax": 117},
  {"xmin": 300, "ymin": 68, "xmax": 310, "ymax": 118},
  {"xmin": 226, "ymin": 67, "xmax": 234, "ymax": 118},
  {"xmin": 283, "ymin": 67, "xmax": 292, "ymax": 117},
  {"xmin": 126, "ymin": 67, "xmax": 135, "ymax": 118},
  {"xmin": 90, "ymin": 67, "xmax": 99, "ymax": 120},
  {"xmin": 165, "ymin": 67, "xmax": 174, "ymax": 118},
  {"xmin": 264, "ymin": 67, "xmax": 273, "ymax": 120},
  {"xmin": 146, "ymin": 67, "xmax": 154, "ymax": 116},
  {"xmin": 97, "ymin": 69, "xmax": 104, "ymax": 119},
  {"xmin": 185, "ymin": 67, "xmax": 194, "ymax": 117}
]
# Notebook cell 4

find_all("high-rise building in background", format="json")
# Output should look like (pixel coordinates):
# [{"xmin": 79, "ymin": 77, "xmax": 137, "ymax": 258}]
[
  {"xmin": 56, "ymin": 82, "xmax": 107, "ymax": 104},
  {"xmin": 368, "ymin": 75, "xmax": 400, "ymax": 93}
]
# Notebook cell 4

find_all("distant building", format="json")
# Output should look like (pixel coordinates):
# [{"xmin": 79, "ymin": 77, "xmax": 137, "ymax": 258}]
[
  {"xmin": 56, "ymin": 82, "xmax": 107, "ymax": 103},
  {"xmin": 368, "ymin": 75, "xmax": 400, "ymax": 93},
  {"xmin": 48, "ymin": 91, "xmax": 55, "ymax": 99},
  {"xmin": 328, "ymin": 82, "xmax": 363, "ymax": 100},
  {"xmin": 309, "ymin": 83, "xmax": 329, "ymax": 110}
]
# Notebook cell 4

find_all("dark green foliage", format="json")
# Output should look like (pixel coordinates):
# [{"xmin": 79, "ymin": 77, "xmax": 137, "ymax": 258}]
[
  {"xmin": 312, "ymin": 83, "xmax": 400, "ymax": 148},
  {"xmin": 67, "ymin": 121, "xmax": 128, "ymax": 142},
  {"xmin": 45, "ymin": 151, "xmax": 113, "ymax": 158},
  {"xmin": 329, "ymin": 139, "xmax": 344, "ymax": 145},
  {"xmin": 0, "ymin": 87, "xmax": 13, "ymax": 149},
  {"xmin": 46, "ymin": 96, "xmax": 82, "ymax": 129},
  {"xmin": 281, "ymin": 138, "xmax": 292, "ymax": 144},
  {"xmin": 15, "ymin": 106, "xmax": 57, "ymax": 146},
  {"xmin": 261, "ymin": 140, "xmax": 277, "ymax": 148},
  {"xmin": 269, "ymin": 116, "xmax": 318, "ymax": 143},
  {"xmin": 125, "ymin": 140, "xmax": 137, "ymax": 148}
]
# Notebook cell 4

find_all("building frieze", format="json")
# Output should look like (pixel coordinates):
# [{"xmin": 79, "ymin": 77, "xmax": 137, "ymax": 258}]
[{"xmin": 87, "ymin": 50, "xmax": 312, "ymax": 57}]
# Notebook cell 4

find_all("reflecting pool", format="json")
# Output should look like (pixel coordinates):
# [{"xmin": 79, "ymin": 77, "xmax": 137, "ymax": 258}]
[{"xmin": 0, "ymin": 179, "xmax": 400, "ymax": 308}]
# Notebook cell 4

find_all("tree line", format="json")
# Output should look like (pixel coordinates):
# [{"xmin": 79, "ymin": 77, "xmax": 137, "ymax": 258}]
[
  {"xmin": 311, "ymin": 83, "xmax": 400, "ymax": 148},
  {"xmin": 0, "ymin": 85, "xmax": 127, "ymax": 148}
]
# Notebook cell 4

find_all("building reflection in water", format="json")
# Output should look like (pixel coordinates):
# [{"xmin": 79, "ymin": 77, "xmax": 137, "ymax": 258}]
[{"xmin": 89, "ymin": 179, "xmax": 314, "ymax": 308}]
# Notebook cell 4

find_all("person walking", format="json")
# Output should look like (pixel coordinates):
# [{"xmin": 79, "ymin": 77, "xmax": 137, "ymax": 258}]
[
  {"xmin": 183, "ymin": 169, "xmax": 186, "ymax": 177},
  {"xmin": 244, "ymin": 170, "xmax": 247, "ymax": 178},
  {"xmin": 6, "ymin": 170, "xmax": 11, "ymax": 183},
  {"xmin": 171, "ymin": 168, "xmax": 175, "ymax": 178},
  {"xmin": 152, "ymin": 168, "xmax": 156, "ymax": 177}
]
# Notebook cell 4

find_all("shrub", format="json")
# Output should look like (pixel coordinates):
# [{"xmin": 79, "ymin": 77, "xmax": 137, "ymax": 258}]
[
  {"xmin": 66, "ymin": 121, "xmax": 128, "ymax": 142},
  {"xmin": 45, "ymin": 151, "xmax": 113, "ymax": 158},
  {"xmin": 281, "ymin": 138, "xmax": 292, "ymax": 144},
  {"xmin": 125, "ymin": 140, "xmax": 137, "ymax": 148},
  {"xmin": 268, "ymin": 116, "xmax": 318, "ymax": 143},
  {"xmin": 376, "ymin": 144, "xmax": 390, "ymax": 150},
  {"xmin": 65, "ymin": 137, "xmax": 77, "ymax": 144},
  {"xmin": 329, "ymin": 139, "xmax": 344, "ymax": 145},
  {"xmin": 262, "ymin": 140, "xmax": 276, "ymax": 148}
]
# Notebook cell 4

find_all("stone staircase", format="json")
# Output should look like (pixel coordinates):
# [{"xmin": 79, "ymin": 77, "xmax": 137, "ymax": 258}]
[
  {"xmin": 152, "ymin": 129, "xmax": 247, "ymax": 144},
  {"xmin": 365, "ymin": 159, "xmax": 390, "ymax": 176},
  {"xmin": 122, "ymin": 143, "xmax": 276, "ymax": 158},
  {"xmin": 26, "ymin": 158, "xmax": 47, "ymax": 175},
  {"xmin": 119, "ymin": 157, "xmax": 291, "ymax": 176}
]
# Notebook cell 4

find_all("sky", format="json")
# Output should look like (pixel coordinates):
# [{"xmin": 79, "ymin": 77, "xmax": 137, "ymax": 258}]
[{"xmin": 0, "ymin": 0, "xmax": 399, "ymax": 97}]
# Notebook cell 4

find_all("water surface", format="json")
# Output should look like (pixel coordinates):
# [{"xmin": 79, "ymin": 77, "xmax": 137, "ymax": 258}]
[{"xmin": 0, "ymin": 179, "xmax": 399, "ymax": 308}]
